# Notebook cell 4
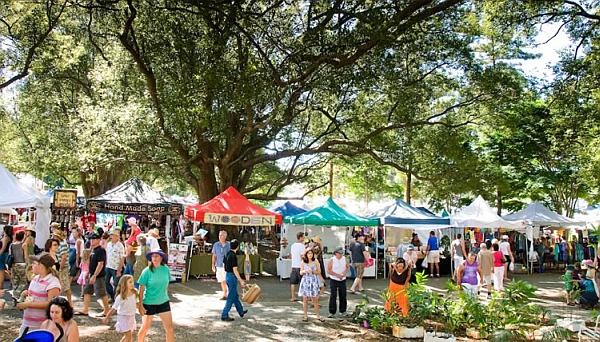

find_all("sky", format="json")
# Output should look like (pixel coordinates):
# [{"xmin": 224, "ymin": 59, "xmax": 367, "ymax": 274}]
[{"xmin": 516, "ymin": 22, "xmax": 572, "ymax": 79}]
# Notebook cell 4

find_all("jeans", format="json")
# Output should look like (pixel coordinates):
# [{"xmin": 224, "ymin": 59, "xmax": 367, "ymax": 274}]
[
  {"xmin": 221, "ymin": 273, "xmax": 244, "ymax": 318},
  {"xmin": 329, "ymin": 278, "xmax": 347, "ymax": 314},
  {"xmin": 124, "ymin": 263, "xmax": 134, "ymax": 275},
  {"xmin": 105, "ymin": 268, "xmax": 121, "ymax": 300}
]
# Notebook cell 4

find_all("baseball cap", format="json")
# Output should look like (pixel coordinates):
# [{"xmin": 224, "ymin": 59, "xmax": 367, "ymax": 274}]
[{"xmin": 30, "ymin": 253, "xmax": 56, "ymax": 269}]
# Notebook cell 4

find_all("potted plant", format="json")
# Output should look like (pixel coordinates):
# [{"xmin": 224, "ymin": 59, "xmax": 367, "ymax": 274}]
[{"xmin": 391, "ymin": 272, "xmax": 437, "ymax": 338}]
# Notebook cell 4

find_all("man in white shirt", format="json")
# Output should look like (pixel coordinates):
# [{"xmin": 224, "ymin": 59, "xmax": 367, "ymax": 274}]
[
  {"xmin": 289, "ymin": 232, "xmax": 305, "ymax": 301},
  {"xmin": 212, "ymin": 230, "xmax": 231, "ymax": 300},
  {"xmin": 327, "ymin": 246, "xmax": 350, "ymax": 319},
  {"xmin": 105, "ymin": 229, "xmax": 125, "ymax": 303}
]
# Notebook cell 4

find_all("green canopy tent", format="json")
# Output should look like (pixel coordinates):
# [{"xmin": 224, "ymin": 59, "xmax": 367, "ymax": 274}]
[
  {"xmin": 284, "ymin": 198, "xmax": 379, "ymax": 226},
  {"xmin": 279, "ymin": 198, "xmax": 380, "ymax": 280}
]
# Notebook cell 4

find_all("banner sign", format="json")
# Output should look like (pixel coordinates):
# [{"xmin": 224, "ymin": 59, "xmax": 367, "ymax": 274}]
[
  {"xmin": 86, "ymin": 201, "xmax": 182, "ymax": 215},
  {"xmin": 167, "ymin": 243, "xmax": 189, "ymax": 279},
  {"xmin": 53, "ymin": 190, "xmax": 78, "ymax": 209},
  {"xmin": 205, "ymin": 213, "xmax": 276, "ymax": 226}
]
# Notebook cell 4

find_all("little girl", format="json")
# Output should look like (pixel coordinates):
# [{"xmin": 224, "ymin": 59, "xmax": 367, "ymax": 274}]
[
  {"xmin": 103, "ymin": 275, "xmax": 138, "ymax": 342},
  {"xmin": 77, "ymin": 249, "xmax": 91, "ymax": 298}
]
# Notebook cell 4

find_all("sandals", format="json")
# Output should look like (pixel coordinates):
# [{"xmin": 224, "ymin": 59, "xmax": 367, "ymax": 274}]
[
  {"xmin": 302, "ymin": 317, "xmax": 308, "ymax": 322},
  {"xmin": 74, "ymin": 312, "xmax": 89, "ymax": 316},
  {"xmin": 318, "ymin": 317, "xmax": 325, "ymax": 322}
]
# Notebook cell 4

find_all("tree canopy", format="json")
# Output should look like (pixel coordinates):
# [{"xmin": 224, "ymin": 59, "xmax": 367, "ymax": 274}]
[{"xmin": 1, "ymin": 0, "xmax": 599, "ymax": 215}]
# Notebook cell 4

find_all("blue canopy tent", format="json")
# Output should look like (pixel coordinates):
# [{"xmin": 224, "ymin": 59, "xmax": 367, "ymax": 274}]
[
  {"xmin": 371, "ymin": 198, "xmax": 450, "ymax": 227},
  {"xmin": 369, "ymin": 199, "xmax": 451, "ymax": 278},
  {"xmin": 271, "ymin": 201, "xmax": 307, "ymax": 218}
]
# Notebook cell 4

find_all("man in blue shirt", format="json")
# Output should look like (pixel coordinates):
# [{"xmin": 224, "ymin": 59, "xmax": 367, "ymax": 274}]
[
  {"xmin": 212, "ymin": 230, "xmax": 231, "ymax": 300},
  {"xmin": 425, "ymin": 230, "xmax": 440, "ymax": 278}
]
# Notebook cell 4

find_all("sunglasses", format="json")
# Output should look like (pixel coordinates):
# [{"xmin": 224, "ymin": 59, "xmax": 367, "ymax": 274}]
[{"xmin": 51, "ymin": 296, "xmax": 68, "ymax": 305}]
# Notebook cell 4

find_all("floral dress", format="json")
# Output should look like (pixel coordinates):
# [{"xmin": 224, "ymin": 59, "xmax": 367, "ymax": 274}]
[{"xmin": 298, "ymin": 262, "xmax": 321, "ymax": 298}]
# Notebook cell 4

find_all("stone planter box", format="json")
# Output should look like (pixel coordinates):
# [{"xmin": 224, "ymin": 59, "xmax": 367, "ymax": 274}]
[
  {"xmin": 423, "ymin": 331, "xmax": 456, "ymax": 342},
  {"xmin": 465, "ymin": 327, "xmax": 488, "ymax": 340},
  {"xmin": 392, "ymin": 325, "xmax": 424, "ymax": 339}
]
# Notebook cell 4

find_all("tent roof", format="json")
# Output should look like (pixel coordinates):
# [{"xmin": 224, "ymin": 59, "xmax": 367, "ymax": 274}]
[
  {"xmin": 0, "ymin": 163, "xmax": 50, "ymax": 209},
  {"xmin": 184, "ymin": 186, "xmax": 282, "ymax": 225},
  {"xmin": 284, "ymin": 198, "xmax": 379, "ymax": 226},
  {"xmin": 271, "ymin": 201, "xmax": 307, "ymax": 218},
  {"xmin": 86, "ymin": 178, "xmax": 181, "ymax": 214},
  {"xmin": 503, "ymin": 201, "xmax": 585, "ymax": 227},
  {"xmin": 88, "ymin": 178, "xmax": 175, "ymax": 205},
  {"xmin": 450, "ymin": 195, "xmax": 525, "ymax": 229},
  {"xmin": 369, "ymin": 198, "xmax": 450, "ymax": 227}
]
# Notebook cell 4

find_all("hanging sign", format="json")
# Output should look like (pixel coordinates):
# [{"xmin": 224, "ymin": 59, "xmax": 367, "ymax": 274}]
[
  {"xmin": 205, "ymin": 213, "xmax": 275, "ymax": 226},
  {"xmin": 53, "ymin": 190, "xmax": 78, "ymax": 209}
]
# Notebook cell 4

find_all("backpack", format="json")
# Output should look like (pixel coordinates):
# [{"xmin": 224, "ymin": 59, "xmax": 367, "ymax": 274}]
[{"xmin": 33, "ymin": 244, "xmax": 43, "ymax": 255}]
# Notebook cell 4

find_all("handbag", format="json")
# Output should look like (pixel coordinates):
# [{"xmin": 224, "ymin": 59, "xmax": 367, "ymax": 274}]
[{"xmin": 509, "ymin": 262, "xmax": 515, "ymax": 271}]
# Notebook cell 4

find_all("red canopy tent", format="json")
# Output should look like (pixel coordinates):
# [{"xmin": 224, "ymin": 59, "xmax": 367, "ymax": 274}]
[{"xmin": 184, "ymin": 186, "xmax": 282, "ymax": 225}]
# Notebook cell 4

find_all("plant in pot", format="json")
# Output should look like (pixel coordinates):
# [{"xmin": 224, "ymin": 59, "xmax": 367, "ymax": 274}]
[
  {"xmin": 392, "ymin": 272, "xmax": 437, "ymax": 339},
  {"xmin": 352, "ymin": 291, "xmax": 396, "ymax": 333}
]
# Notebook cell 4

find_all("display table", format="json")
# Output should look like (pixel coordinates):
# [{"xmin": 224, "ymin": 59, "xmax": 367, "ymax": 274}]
[
  {"xmin": 277, "ymin": 256, "xmax": 375, "ymax": 279},
  {"xmin": 189, "ymin": 254, "xmax": 261, "ymax": 276}
]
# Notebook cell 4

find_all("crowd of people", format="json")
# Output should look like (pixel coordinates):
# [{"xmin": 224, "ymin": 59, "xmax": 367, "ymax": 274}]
[{"xmin": 0, "ymin": 218, "xmax": 174, "ymax": 342}]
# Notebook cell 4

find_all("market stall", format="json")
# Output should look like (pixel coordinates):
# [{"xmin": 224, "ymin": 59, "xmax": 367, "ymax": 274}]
[
  {"xmin": 450, "ymin": 196, "xmax": 526, "ymax": 273},
  {"xmin": 503, "ymin": 201, "xmax": 586, "ymax": 271},
  {"xmin": 369, "ymin": 198, "xmax": 451, "ymax": 277},
  {"xmin": 0, "ymin": 163, "xmax": 51, "ymax": 247},
  {"xmin": 184, "ymin": 186, "xmax": 282, "ymax": 278},
  {"xmin": 86, "ymin": 178, "xmax": 184, "ymax": 278},
  {"xmin": 278, "ymin": 198, "xmax": 379, "ymax": 280}
]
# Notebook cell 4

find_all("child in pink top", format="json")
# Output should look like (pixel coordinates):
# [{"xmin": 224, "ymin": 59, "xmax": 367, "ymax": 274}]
[{"xmin": 77, "ymin": 249, "xmax": 91, "ymax": 297}]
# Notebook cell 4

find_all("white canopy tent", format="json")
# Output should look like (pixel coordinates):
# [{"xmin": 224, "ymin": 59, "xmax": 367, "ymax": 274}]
[
  {"xmin": 0, "ymin": 163, "xmax": 51, "ymax": 247},
  {"xmin": 503, "ymin": 201, "xmax": 586, "ymax": 271},
  {"xmin": 450, "ymin": 196, "xmax": 526, "ymax": 229},
  {"xmin": 503, "ymin": 201, "xmax": 585, "ymax": 228}
]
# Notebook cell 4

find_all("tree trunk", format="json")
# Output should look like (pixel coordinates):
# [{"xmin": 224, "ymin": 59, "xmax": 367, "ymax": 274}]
[
  {"xmin": 405, "ymin": 172, "xmax": 412, "ymax": 204},
  {"xmin": 496, "ymin": 188, "xmax": 502, "ymax": 216},
  {"xmin": 80, "ymin": 166, "xmax": 127, "ymax": 198}
]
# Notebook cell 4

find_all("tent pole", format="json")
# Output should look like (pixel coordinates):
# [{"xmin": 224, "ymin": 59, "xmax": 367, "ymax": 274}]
[{"xmin": 375, "ymin": 226, "xmax": 378, "ymax": 280}]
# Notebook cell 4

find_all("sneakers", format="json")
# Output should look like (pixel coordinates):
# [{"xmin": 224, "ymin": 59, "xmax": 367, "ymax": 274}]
[
  {"xmin": 328, "ymin": 313, "xmax": 335, "ymax": 318},
  {"xmin": 339, "ymin": 312, "xmax": 349, "ymax": 317},
  {"xmin": 221, "ymin": 316, "xmax": 234, "ymax": 321},
  {"xmin": 240, "ymin": 309, "xmax": 248, "ymax": 318}
]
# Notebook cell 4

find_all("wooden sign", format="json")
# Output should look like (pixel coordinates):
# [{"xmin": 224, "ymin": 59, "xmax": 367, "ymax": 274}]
[{"xmin": 53, "ymin": 189, "xmax": 78, "ymax": 209}]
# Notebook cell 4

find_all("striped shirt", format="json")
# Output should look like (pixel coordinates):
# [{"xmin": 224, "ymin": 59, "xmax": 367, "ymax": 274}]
[{"xmin": 23, "ymin": 274, "xmax": 61, "ymax": 328}]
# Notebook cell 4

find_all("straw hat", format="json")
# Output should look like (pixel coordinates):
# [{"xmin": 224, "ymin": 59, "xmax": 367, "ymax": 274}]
[
  {"xmin": 402, "ymin": 236, "xmax": 410, "ymax": 243},
  {"xmin": 312, "ymin": 236, "xmax": 322, "ymax": 244},
  {"xmin": 148, "ymin": 228, "xmax": 160, "ymax": 237},
  {"xmin": 50, "ymin": 222, "xmax": 60, "ymax": 227}
]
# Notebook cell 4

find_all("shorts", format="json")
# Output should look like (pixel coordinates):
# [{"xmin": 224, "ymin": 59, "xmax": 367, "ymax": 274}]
[
  {"xmin": 352, "ymin": 263, "xmax": 365, "ymax": 278},
  {"xmin": 84, "ymin": 276, "xmax": 107, "ymax": 297},
  {"xmin": 0, "ymin": 253, "xmax": 7, "ymax": 271},
  {"xmin": 216, "ymin": 267, "xmax": 226, "ymax": 283},
  {"xmin": 290, "ymin": 267, "xmax": 301, "ymax": 285},
  {"xmin": 503, "ymin": 255, "xmax": 511, "ymax": 264},
  {"xmin": 461, "ymin": 283, "xmax": 478, "ymax": 297},
  {"xmin": 483, "ymin": 274, "xmax": 492, "ymax": 284},
  {"xmin": 143, "ymin": 301, "xmax": 171, "ymax": 315},
  {"xmin": 427, "ymin": 250, "xmax": 440, "ymax": 263}
]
